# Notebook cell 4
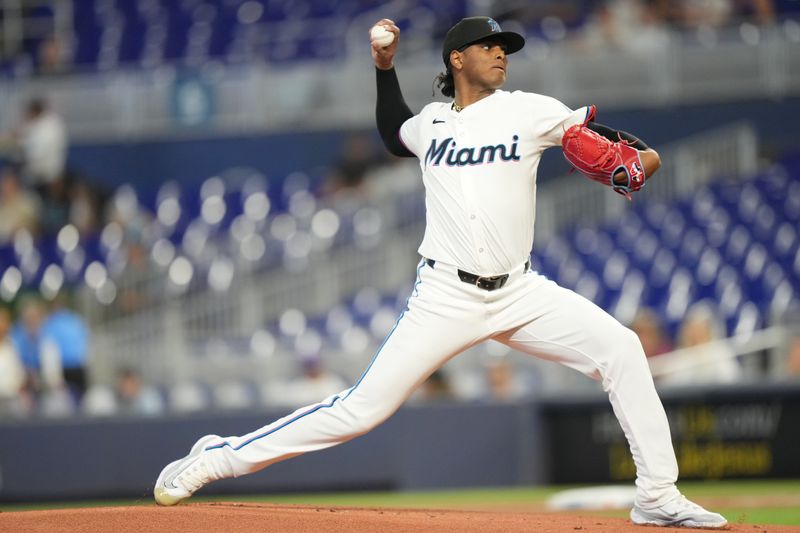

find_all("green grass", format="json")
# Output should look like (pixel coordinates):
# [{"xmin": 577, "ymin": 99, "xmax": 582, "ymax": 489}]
[
  {"xmin": 3, "ymin": 480, "xmax": 800, "ymax": 526},
  {"xmin": 724, "ymin": 507, "xmax": 800, "ymax": 526},
  {"xmin": 221, "ymin": 486, "xmax": 559, "ymax": 508}
]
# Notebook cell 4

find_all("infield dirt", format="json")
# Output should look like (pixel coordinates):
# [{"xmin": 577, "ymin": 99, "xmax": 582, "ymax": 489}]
[{"xmin": 1, "ymin": 503, "xmax": 799, "ymax": 532}]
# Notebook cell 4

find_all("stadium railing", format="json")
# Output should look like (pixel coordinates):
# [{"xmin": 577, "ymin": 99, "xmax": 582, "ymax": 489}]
[{"xmin": 83, "ymin": 123, "xmax": 766, "ymax": 390}]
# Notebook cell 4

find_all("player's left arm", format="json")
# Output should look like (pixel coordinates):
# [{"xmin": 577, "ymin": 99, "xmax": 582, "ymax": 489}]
[{"xmin": 586, "ymin": 121, "xmax": 661, "ymax": 183}]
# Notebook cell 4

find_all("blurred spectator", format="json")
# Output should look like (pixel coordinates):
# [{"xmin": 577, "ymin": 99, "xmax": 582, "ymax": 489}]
[
  {"xmin": 323, "ymin": 132, "xmax": 389, "ymax": 197},
  {"xmin": 450, "ymin": 352, "xmax": 532, "ymax": 402},
  {"xmin": 40, "ymin": 293, "xmax": 91, "ymax": 402},
  {"xmin": 115, "ymin": 367, "xmax": 165, "ymax": 416},
  {"xmin": 37, "ymin": 35, "xmax": 71, "ymax": 76},
  {"xmin": 0, "ymin": 307, "xmax": 27, "ymax": 416},
  {"xmin": 0, "ymin": 164, "xmax": 41, "ymax": 243},
  {"xmin": 677, "ymin": 0, "xmax": 775, "ymax": 28},
  {"xmin": 779, "ymin": 305, "xmax": 800, "ymax": 378},
  {"xmin": 5, "ymin": 98, "xmax": 68, "ymax": 197},
  {"xmin": 168, "ymin": 381, "xmax": 211, "ymax": 414},
  {"xmin": 579, "ymin": 0, "xmax": 671, "ymax": 57},
  {"xmin": 265, "ymin": 356, "xmax": 347, "ymax": 408},
  {"xmin": 39, "ymin": 175, "xmax": 71, "ymax": 235},
  {"xmin": 81, "ymin": 384, "xmax": 119, "ymax": 417},
  {"xmin": 786, "ymin": 337, "xmax": 800, "ymax": 377},
  {"xmin": 658, "ymin": 301, "xmax": 743, "ymax": 386},
  {"xmin": 11, "ymin": 297, "xmax": 63, "ymax": 394},
  {"xmin": 630, "ymin": 307, "xmax": 674, "ymax": 358},
  {"xmin": 38, "ymin": 387, "xmax": 76, "ymax": 418},
  {"xmin": 69, "ymin": 177, "xmax": 106, "ymax": 235},
  {"xmin": 484, "ymin": 356, "xmax": 529, "ymax": 402},
  {"xmin": 678, "ymin": 0, "xmax": 734, "ymax": 27},
  {"xmin": 413, "ymin": 369, "xmax": 455, "ymax": 403}
]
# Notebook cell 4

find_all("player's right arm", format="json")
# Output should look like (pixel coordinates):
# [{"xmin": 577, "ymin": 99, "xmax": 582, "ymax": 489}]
[{"xmin": 372, "ymin": 19, "xmax": 415, "ymax": 158}]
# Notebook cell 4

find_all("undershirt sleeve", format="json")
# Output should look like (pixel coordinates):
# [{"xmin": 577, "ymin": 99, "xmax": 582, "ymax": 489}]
[
  {"xmin": 375, "ymin": 67, "xmax": 415, "ymax": 158},
  {"xmin": 586, "ymin": 121, "xmax": 650, "ymax": 150}
]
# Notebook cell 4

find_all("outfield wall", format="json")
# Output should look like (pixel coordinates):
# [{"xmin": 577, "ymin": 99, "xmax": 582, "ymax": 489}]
[
  {"xmin": 0, "ymin": 402, "xmax": 545, "ymax": 502},
  {"xmin": 1, "ymin": 384, "xmax": 799, "ymax": 502}
]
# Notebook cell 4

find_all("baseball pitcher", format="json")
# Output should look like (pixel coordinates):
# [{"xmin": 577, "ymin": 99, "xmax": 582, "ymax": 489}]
[{"xmin": 154, "ymin": 16, "xmax": 726, "ymax": 529}]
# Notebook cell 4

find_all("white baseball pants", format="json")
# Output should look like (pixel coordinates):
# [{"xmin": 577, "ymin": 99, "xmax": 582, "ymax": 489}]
[{"xmin": 202, "ymin": 258, "xmax": 680, "ymax": 508}]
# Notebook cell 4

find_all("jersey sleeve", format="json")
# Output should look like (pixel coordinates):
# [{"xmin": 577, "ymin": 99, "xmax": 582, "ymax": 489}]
[
  {"xmin": 398, "ymin": 113, "xmax": 424, "ymax": 158},
  {"xmin": 529, "ymin": 95, "xmax": 592, "ymax": 149}
]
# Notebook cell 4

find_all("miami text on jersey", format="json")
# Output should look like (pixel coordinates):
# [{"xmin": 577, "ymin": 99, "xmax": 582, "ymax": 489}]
[{"xmin": 424, "ymin": 135, "xmax": 521, "ymax": 167}]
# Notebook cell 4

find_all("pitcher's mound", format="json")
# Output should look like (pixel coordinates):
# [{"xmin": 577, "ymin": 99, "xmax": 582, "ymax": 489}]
[{"xmin": 0, "ymin": 502, "xmax": 788, "ymax": 532}]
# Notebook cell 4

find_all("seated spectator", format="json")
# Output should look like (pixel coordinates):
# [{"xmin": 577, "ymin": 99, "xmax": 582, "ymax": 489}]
[
  {"xmin": 11, "ymin": 297, "xmax": 62, "ymax": 395},
  {"xmin": 68, "ymin": 176, "xmax": 107, "ymax": 235},
  {"xmin": 658, "ymin": 300, "xmax": 742, "ymax": 386},
  {"xmin": 38, "ymin": 171, "xmax": 71, "ymax": 235},
  {"xmin": 41, "ymin": 293, "xmax": 91, "ymax": 402},
  {"xmin": 484, "ymin": 356, "xmax": 529, "ymax": 402},
  {"xmin": 37, "ymin": 35, "xmax": 71, "ymax": 76},
  {"xmin": 0, "ymin": 307, "xmax": 27, "ymax": 416},
  {"xmin": 411, "ymin": 369, "xmax": 455, "ymax": 404},
  {"xmin": 115, "ymin": 367, "xmax": 164, "ymax": 416},
  {"xmin": 81, "ymin": 384, "xmax": 119, "ymax": 417},
  {"xmin": 264, "ymin": 356, "xmax": 347, "ymax": 408},
  {"xmin": 322, "ymin": 132, "xmax": 389, "ymax": 197},
  {"xmin": 11, "ymin": 294, "xmax": 90, "ymax": 411},
  {"xmin": 0, "ymin": 165, "xmax": 40, "ymax": 243},
  {"xmin": 449, "ymin": 351, "xmax": 532, "ymax": 402},
  {"xmin": 779, "ymin": 305, "xmax": 800, "ymax": 378},
  {"xmin": 630, "ymin": 307, "xmax": 673, "ymax": 358},
  {"xmin": 787, "ymin": 337, "xmax": 800, "ymax": 377},
  {"xmin": 167, "ymin": 381, "xmax": 210, "ymax": 414},
  {"xmin": 578, "ymin": 0, "xmax": 670, "ymax": 57}
]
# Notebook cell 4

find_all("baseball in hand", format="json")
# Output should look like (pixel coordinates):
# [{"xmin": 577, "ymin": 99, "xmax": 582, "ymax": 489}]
[{"xmin": 370, "ymin": 25, "xmax": 395, "ymax": 48}]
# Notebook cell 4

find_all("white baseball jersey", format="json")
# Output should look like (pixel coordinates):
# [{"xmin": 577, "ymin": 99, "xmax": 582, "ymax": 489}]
[{"xmin": 399, "ymin": 91, "xmax": 590, "ymax": 275}]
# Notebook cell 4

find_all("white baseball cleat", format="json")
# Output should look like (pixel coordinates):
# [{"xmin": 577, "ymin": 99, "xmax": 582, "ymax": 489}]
[
  {"xmin": 154, "ymin": 434, "xmax": 220, "ymax": 506},
  {"xmin": 630, "ymin": 495, "xmax": 728, "ymax": 529}
]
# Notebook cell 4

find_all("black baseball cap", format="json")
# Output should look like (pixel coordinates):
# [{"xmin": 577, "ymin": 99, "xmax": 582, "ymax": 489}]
[{"xmin": 442, "ymin": 17, "xmax": 525, "ymax": 66}]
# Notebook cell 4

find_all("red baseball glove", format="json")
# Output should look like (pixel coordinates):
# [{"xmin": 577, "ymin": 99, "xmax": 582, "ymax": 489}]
[{"xmin": 561, "ymin": 122, "xmax": 646, "ymax": 200}]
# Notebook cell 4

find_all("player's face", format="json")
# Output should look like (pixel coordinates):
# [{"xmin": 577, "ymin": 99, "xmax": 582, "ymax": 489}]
[{"xmin": 459, "ymin": 39, "xmax": 508, "ymax": 90}]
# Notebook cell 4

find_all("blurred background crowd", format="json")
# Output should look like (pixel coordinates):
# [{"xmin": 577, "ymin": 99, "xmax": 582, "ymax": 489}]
[{"xmin": 0, "ymin": 0, "xmax": 798, "ymax": 421}]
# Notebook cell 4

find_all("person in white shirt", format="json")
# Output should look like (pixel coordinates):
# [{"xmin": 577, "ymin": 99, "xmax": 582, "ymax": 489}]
[
  {"xmin": 11, "ymin": 98, "xmax": 68, "ymax": 192},
  {"xmin": 153, "ymin": 17, "xmax": 726, "ymax": 529}
]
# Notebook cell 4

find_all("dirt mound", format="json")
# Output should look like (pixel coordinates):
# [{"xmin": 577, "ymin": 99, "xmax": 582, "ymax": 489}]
[{"xmin": 1, "ymin": 502, "xmax": 795, "ymax": 532}]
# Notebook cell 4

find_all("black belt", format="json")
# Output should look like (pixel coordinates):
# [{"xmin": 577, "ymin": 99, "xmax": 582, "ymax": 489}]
[{"xmin": 425, "ymin": 258, "xmax": 530, "ymax": 291}]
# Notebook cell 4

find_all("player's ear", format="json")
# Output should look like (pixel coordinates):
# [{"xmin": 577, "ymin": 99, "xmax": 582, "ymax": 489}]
[{"xmin": 449, "ymin": 50, "xmax": 463, "ymax": 71}]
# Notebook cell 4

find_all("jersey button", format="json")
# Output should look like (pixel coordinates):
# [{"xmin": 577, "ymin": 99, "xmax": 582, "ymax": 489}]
[
  {"xmin": 470, "ymin": 215, "xmax": 476, "ymax": 220},
  {"xmin": 479, "ymin": 248, "xmax": 484, "ymax": 253}
]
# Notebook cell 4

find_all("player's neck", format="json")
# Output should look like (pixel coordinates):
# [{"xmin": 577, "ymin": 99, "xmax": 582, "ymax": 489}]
[{"xmin": 453, "ymin": 87, "xmax": 496, "ymax": 111}]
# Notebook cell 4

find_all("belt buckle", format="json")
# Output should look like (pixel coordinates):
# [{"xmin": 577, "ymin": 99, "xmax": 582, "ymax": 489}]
[{"xmin": 476, "ymin": 274, "xmax": 505, "ymax": 291}]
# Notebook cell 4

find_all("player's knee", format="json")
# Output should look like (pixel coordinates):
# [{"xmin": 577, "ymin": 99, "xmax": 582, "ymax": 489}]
[
  {"xmin": 596, "ymin": 326, "xmax": 645, "ymax": 367},
  {"xmin": 344, "ymin": 402, "xmax": 394, "ymax": 435},
  {"xmin": 608, "ymin": 327, "xmax": 648, "ymax": 371},
  {"xmin": 621, "ymin": 327, "xmax": 646, "ymax": 357},
  {"xmin": 593, "ymin": 327, "xmax": 648, "ymax": 386},
  {"xmin": 351, "ymin": 409, "xmax": 389, "ymax": 435},
  {"xmin": 590, "ymin": 323, "xmax": 642, "ymax": 358}
]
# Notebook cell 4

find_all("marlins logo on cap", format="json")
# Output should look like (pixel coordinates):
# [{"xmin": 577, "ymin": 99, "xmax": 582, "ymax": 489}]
[{"xmin": 442, "ymin": 16, "xmax": 525, "ymax": 66}]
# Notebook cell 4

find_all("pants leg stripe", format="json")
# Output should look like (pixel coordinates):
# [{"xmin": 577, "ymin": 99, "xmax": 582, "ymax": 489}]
[
  {"xmin": 343, "ymin": 259, "xmax": 425, "ymax": 401},
  {"xmin": 204, "ymin": 259, "xmax": 427, "ymax": 452}
]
